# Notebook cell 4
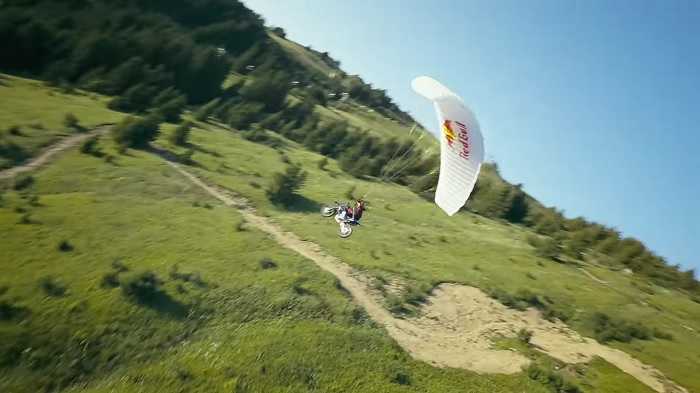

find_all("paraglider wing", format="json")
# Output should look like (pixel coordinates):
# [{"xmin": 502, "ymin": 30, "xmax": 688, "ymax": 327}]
[{"xmin": 412, "ymin": 76, "xmax": 484, "ymax": 216}]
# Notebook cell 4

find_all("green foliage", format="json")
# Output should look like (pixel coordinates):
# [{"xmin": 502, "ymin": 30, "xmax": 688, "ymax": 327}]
[
  {"xmin": 79, "ymin": 135, "xmax": 102, "ymax": 156},
  {"xmin": 589, "ymin": 312, "xmax": 652, "ymax": 343},
  {"xmin": 39, "ymin": 276, "xmax": 67, "ymax": 297},
  {"xmin": 194, "ymin": 98, "xmax": 220, "ymax": 121},
  {"xmin": 317, "ymin": 157, "xmax": 328, "ymax": 170},
  {"xmin": 170, "ymin": 122, "xmax": 192, "ymax": 146},
  {"xmin": 120, "ymin": 271, "xmax": 163, "ymax": 303},
  {"xmin": 239, "ymin": 71, "xmax": 290, "ymax": 112},
  {"xmin": 13, "ymin": 174, "xmax": 34, "ymax": 190},
  {"xmin": 526, "ymin": 363, "xmax": 581, "ymax": 393},
  {"xmin": 63, "ymin": 112, "xmax": 83, "ymax": 132},
  {"xmin": 527, "ymin": 235, "xmax": 560, "ymax": 261},
  {"xmin": 57, "ymin": 240, "xmax": 73, "ymax": 252},
  {"xmin": 111, "ymin": 115, "xmax": 161, "ymax": 149},
  {"xmin": 153, "ymin": 89, "xmax": 187, "ymax": 123},
  {"xmin": 227, "ymin": 102, "xmax": 264, "ymax": 129},
  {"xmin": 259, "ymin": 258, "xmax": 278, "ymax": 270},
  {"xmin": 0, "ymin": 141, "xmax": 30, "ymax": 168},
  {"xmin": 517, "ymin": 328, "xmax": 533, "ymax": 344},
  {"xmin": 266, "ymin": 164, "xmax": 307, "ymax": 206}
]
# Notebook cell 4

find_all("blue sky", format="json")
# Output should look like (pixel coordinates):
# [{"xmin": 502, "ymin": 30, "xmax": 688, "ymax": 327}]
[{"xmin": 243, "ymin": 0, "xmax": 699, "ymax": 272}]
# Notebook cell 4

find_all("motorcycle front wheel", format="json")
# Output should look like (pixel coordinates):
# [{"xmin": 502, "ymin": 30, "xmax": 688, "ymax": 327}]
[{"xmin": 338, "ymin": 225, "xmax": 353, "ymax": 238}]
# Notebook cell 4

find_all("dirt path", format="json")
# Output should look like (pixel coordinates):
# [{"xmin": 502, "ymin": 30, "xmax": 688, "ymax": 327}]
[
  {"xmin": 164, "ymin": 160, "xmax": 687, "ymax": 393},
  {"xmin": 579, "ymin": 267, "xmax": 608, "ymax": 284},
  {"xmin": 0, "ymin": 125, "xmax": 111, "ymax": 180}
]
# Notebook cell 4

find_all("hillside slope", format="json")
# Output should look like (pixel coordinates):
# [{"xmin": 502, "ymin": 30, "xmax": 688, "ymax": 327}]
[{"xmin": 1, "ymin": 0, "xmax": 699, "ymax": 392}]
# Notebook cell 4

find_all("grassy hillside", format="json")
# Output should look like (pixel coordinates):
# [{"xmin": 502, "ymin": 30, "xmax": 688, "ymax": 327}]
[
  {"xmin": 2, "ymin": 77, "xmax": 698, "ymax": 392},
  {"xmin": 2, "ymin": 0, "xmax": 699, "ymax": 391}
]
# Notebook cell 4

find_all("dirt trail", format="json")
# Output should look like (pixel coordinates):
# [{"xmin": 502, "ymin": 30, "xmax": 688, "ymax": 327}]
[
  {"xmin": 166, "ymin": 160, "xmax": 687, "ymax": 393},
  {"xmin": 0, "ymin": 125, "xmax": 111, "ymax": 180}
]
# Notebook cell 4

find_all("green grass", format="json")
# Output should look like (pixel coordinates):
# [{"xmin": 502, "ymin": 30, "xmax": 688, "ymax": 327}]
[
  {"xmin": 160, "ymin": 118, "xmax": 700, "ymax": 392},
  {"xmin": 1, "ymin": 124, "xmax": 545, "ymax": 391},
  {"xmin": 0, "ymin": 73, "xmax": 124, "ymax": 167},
  {"xmin": 3, "ymin": 77, "xmax": 700, "ymax": 392}
]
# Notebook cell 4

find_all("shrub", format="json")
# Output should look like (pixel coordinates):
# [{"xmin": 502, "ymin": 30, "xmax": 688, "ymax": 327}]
[
  {"xmin": 112, "ymin": 115, "xmax": 161, "ymax": 149},
  {"xmin": 317, "ymin": 157, "xmax": 328, "ymax": 170},
  {"xmin": 194, "ymin": 98, "xmax": 220, "ymax": 121},
  {"xmin": 18, "ymin": 212, "xmax": 32, "ymax": 224},
  {"xmin": 111, "ymin": 259, "xmax": 129, "ymax": 272},
  {"xmin": 8, "ymin": 126, "xmax": 22, "ymax": 136},
  {"xmin": 13, "ymin": 174, "xmax": 34, "ymax": 190},
  {"xmin": 63, "ymin": 112, "xmax": 83, "ymax": 131},
  {"xmin": 526, "ymin": 363, "xmax": 581, "ymax": 393},
  {"xmin": 235, "ymin": 219, "xmax": 246, "ymax": 231},
  {"xmin": 170, "ymin": 122, "xmax": 191, "ymax": 146},
  {"xmin": 528, "ymin": 234, "xmax": 560, "ymax": 261},
  {"xmin": 39, "ymin": 276, "xmax": 67, "ymax": 297},
  {"xmin": 0, "ymin": 141, "xmax": 30, "ymax": 165},
  {"xmin": 517, "ymin": 328, "xmax": 533, "ymax": 344},
  {"xmin": 154, "ymin": 94, "xmax": 187, "ymax": 123},
  {"xmin": 58, "ymin": 240, "xmax": 74, "ymax": 252},
  {"xmin": 259, "ymin": 258, "xmax": 277, "ymax": 270},
  {"xmin": 266, "ymin": 164, "xmax": 307, "ymax": 206},
  {"xmin": 80, "ymin": 136, "xmax": 102, "ymax": 156},
  {"xmin": 121, "ymin": 271, "xmax": 163, "ymax": 303},
  {"xmin": 590, "ymin": 312, "xmax": 652, "ymax": 343},
  {"xmin": 653, "ymin": 327, "xmax": 673, "ymax": 340},
  {"xmin": 101, "ymin": 272, "xmax": 120, "ymax": 288}
]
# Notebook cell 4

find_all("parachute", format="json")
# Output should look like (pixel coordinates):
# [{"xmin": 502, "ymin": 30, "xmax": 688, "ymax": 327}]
[{"xmin": 412, "ymin": 76, "xmax": 484, "ymax": 216}]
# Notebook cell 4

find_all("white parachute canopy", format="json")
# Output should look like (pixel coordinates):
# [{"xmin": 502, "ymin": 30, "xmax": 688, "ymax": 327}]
[{"xmin": 412, "ymin": 76, "xmax": 484, "ymax": 216}]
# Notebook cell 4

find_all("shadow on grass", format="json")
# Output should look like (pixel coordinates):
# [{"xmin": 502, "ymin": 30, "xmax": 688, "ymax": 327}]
[
  {"xmin": 134, "ymin": 291, "xmax": 188, "ymax": 319},
  {"xmin": 284, "ymin": 195, "xmax": 321, "ymax": 213}
]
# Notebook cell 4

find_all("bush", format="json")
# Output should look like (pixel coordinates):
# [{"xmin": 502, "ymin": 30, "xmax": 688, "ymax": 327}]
[
  {"xmin": 259, "ymin": 258, "xmax": 277, "ymax": 270},
  {"xmin": 121, "ymin": 271, "xmax": 163, "ymax": 303},
  {"xmin": 100, "ymin": 272, "xmax": 120, "ymax": 288},
  {"xmin": 266, "ymin": 164, "xmax": 307, "ymax": 206},
  {"xmin": 526, "ymin": 363, "xmax": 580, "ymax": 393},
  {"xmin": 0, "ymin": 141, "xmax": 30, "ymax": 166},
  {"xmin": 7, "ymin": 126, "xmax": 22, "ymax": 136},
  {"xmin": 528, "ymin": 235, "xmax": 560, "ymax": 261},
  {"xmin": 170, "ymin": 122, "xmax": 191, "ymax": 146},
  {"xmin": 13, "ymin": 174, "xmax": 34, "ymax": 190},
  {"xmin": 79, "ymin": 136, "xmax": 102, "ymax": 156},
  {"xmin": 58, "ymin": 240, "xmax": 74, "ymax": 252},
  {"xmin": 39, "ymin": 276, "xmax": 67, "ymax": 297},
  {"xmin": 317, "ymin": 157, "xmax": 328, "ymax": 170},
  {"xmin": 590, "ymin": 312, "xmax": 652, "ymax": 343},
  {"xmin": 63, "ymin": 112, "xmax": 83, "ymax": 131},
  {"xmin": 517, "ymin": 328, "xmax": 533, "ymax": 344},
  {"xmin": 194, "ymin": 98, "xmax": 220, "ymax": 121},
  {"xmin": 653, "ymin": 327, "xmax": 673, "ymax": 340},
  {"xmin": 112, "ymin": 115, "xmax": 161, "ymax": 149}
]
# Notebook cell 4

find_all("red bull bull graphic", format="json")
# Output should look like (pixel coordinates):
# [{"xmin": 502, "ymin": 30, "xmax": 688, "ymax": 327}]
[
  {"xmin": 442, "ymin": 120, "xmax": 471, "ymax": 160},
  {"xmin": 442, "ymin": 120, "xmax": 456, "ymax": 147}
]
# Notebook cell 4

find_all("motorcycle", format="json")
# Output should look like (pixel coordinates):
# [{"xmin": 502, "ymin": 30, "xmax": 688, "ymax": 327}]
[{"xmin": 320, "ymin": 201, "xmax": 360, "ymax": 238}]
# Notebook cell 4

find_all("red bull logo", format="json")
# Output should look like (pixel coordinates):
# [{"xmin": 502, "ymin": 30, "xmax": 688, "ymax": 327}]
[
  {"xmin": 442, "ymin": 120, "xmax": 457, "ymax": 147},
  {"xmin": 442, "ymin": 119, "xmax": 472, "ymax": 160}
]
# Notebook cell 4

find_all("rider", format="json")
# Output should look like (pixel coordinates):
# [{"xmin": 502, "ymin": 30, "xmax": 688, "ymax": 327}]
[{"xmin": 335, "ymin": 199, "xmax": 365, "ymax": 225}]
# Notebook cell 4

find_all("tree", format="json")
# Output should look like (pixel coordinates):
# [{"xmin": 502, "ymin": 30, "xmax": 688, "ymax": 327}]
[
  {"xmin": 266, "ymin": 164, "xmax": 307, "ymax": 206},
  {"xmin": 170, "ymin": 122, "xmax": 192, "ymax": 146},
  {"xmin": 239, "ymin": 71, "xmax": 290, "ymax": 112},
  {"xmin": 112, "ymin": 115, "xmax": 162, "ymax": 149},
  {"xmin": 155, "ymin": 94, "xmax": 187, "ymax": 123},
  {"xmin": 194, "ymin": 98, "xmax": 221, "ymax": 121}
]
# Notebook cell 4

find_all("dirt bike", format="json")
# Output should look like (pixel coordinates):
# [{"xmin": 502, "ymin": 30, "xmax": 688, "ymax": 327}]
[{"xmin": 320, "ymin": 201, "xmax": 360, "ymax": 238}]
